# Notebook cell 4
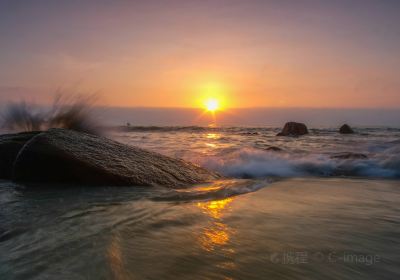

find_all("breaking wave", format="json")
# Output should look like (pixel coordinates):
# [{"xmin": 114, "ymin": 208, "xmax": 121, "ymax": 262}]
[
  {"xmin": 152, "ymin": 179, "xmax": 270, "ymax": 202},
  {"xmin": 201, "ymin": 145, "xmax": 400, "ymax": 179},
  {"xmin": 112, "ymin": 125, "xmax": 400, "ymax": 181}
]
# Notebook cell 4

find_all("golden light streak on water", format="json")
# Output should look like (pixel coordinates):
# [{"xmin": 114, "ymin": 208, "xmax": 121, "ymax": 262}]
[
  {"xmin": 197, "ymin": 198, "xmax": 233, "ymax": 219},
  {"xmin": 107, "ymin": 235, "xmax": 128, "ymax": 280},
  {"xmin": 196, "ymin": 198, "xmax": 235, "ymax": 252},
  {"xmin": 206, "ymin": 133, "xmax": 221, "ymax": 139}
]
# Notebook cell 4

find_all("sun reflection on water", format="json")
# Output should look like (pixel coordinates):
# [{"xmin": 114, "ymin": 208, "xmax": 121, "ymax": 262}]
[
  {"xmin": 107, "ymin": 235, "xmax": 128, "ymax": 280},
  {"xmin": 200, "ymin": 222, "xmax": 230, "ymax": 251},
  {"xmin": 197, "ymin": 198, "xmax": 233, "ymax": 219},
  {"xmin": 197, "ymin": 198, "xmax": 235, "ymax": 252},
  {"xmin": 205, "ymin": 143, "xmax": 217, "ymax": 148},
  {"xmin": 206, "ymin": 133, "xmax": 221, "ymax": 140},
  {"xmin": 204, "ymin": 133, "xmax": 221, "ymax": 150}
]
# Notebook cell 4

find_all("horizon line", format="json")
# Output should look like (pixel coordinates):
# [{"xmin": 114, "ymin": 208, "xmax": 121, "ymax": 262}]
[{"xmin": 95, "ymin": 105, "xmax": 400, "ymax": 110}]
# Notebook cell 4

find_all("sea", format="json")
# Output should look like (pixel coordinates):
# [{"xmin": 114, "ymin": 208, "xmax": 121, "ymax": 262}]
[{"xmin": 1, "ymin": 126, "xmax": 399, "ymax": 279}]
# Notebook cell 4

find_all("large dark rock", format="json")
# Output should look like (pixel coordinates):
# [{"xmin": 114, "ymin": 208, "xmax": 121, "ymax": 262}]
[
  {"xmin": 12, "ymin": 129, "xmax": 221, "ymax": 187},
  {"xmin": 277, "ymin": 122, "xmax": 308, "ymax": 136},
  {"xmin": 0, "ymin": 131, "xmax": 40, "ymax": 179},
  {"xmin": 339, "ymin": 124, "xmax": 354, "ymax": 134}
]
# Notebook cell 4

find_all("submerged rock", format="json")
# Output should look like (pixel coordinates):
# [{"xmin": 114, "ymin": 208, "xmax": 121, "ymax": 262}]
[
  {"xmin": 277, "ymin": 122, "xmax": 308, "ymax": 136},
  {"xmin": 339, "ymin": 124, "xmax": 354, "ymax": 134},
  {"xmin": 0, "ymin": 131, "xmax": 40, "ymax": 179},
  {"xmin": 265, "ymin": 146, "xmax": 283, "ymax": 152},
  {"xmin": 331, "ymin": 152, "xmax": 368, "ymax": 160},
  {"xmin": 12, "ymin": 129, "xmax": 220, "ymax": 187}
]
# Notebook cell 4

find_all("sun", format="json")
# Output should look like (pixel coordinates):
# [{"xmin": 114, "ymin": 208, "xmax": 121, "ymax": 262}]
[{"xmin": 205, "ymin": 98, "xmax": 220, "ymax": 112}]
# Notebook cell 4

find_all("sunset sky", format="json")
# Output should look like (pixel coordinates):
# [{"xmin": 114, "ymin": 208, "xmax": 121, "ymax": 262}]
[{"xmin": 1, "ymin": 0, "xmax": 400, "ymax": 109}]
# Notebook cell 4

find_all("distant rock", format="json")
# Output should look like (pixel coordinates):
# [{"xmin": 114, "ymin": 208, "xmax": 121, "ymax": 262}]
[
  {"xmin": 0, "ymin": 131, "xmax": 40, "ymax": 179},
  {"xmin": 12, "ymin": 129, "xmax": 221, "ymax": 187},
  {"xmin": 239, "ymin": 132, "xmax": 259, "ymax": 136},
  {"xmin": 265, "ymin": 146, "xmax": 283, "ymax": 152},
  {"xmin": 339, "ymin": 124, "xmax": 354, "ymax": 134},
  {"xmin": 277, "ymin": 122, "xmax": 308, "ymax": 136},
  {"xmin": 331, "ymin": 152, "xmax": 367, "ymax": 160}
]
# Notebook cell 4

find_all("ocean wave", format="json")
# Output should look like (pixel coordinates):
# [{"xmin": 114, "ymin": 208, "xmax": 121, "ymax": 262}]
[
  {"xmin": 115, "ymin": 125, "xmax": 210, "ymax": 132},
  {"xmin": 152, "ymin": 179, "xmax": 270, "ymax": 202},
  {"xmin": 201, "ymin": 146, "xmax": 400, "ymax": 179},
  {"xmin": 114, "ymin": 125, "xmax": 277, "ymax": 134}
]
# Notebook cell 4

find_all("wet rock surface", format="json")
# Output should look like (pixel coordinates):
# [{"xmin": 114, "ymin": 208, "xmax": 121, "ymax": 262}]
[
  {"xmin": 0, "ymin": 131, "xmax": 40, "ymax": 179},
  {"xmin": 11, "ymin": 129, "xmax": 220, "ymax": 187},
  {"xmin": 277, "ymin": 122, "xmax": 309, "ymax": 136}
]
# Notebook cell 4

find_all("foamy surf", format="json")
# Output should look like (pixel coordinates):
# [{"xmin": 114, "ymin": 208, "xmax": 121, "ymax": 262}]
[{"xmin": 202, "ymin": 146, "xmax": 400, "ymax": 179}]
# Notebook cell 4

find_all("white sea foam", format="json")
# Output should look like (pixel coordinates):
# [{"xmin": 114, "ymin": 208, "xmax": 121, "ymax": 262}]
[{"xmin": 202, "ymin": 146, "xmax": 400, "ymax": 179}]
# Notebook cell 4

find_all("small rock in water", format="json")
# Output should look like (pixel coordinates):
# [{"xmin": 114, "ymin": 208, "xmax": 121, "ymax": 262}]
[
  {"xmin": 12, "ymin": 128, "xmax": 221, "ymax": 187},
  {"xmin": 277, "ymin": 122, "xmax": 308, "ymax": 136},
  {"xmin": 240, "ymin": 132, "xmax": 259, "ymax": 136},
  {"xmin": 331, "ymin": 152, "xmax": 367, "ymax": 159},
  {"xmin": 339, "ymin": 124, "xmax": 354, "ymax": 134},
  {"xmin": 265, "ymin": 146, "xmax": 283, "ymax": 152}
]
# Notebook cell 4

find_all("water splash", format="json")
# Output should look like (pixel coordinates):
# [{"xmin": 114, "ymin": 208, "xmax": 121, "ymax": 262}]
[{"xmin": 1, "ymin": 94, "xmax": 100, "ymax": 135}]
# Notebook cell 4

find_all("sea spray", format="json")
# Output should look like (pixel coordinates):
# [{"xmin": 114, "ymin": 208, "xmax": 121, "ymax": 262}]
[{"xmin": 1, "ymin": 94, "xmax": 101, "ymax": 135}]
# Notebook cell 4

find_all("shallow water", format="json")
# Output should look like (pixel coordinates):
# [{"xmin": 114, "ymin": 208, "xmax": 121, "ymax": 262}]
[
  {"xmin": 1, "ymin": 178, "xmax": 399, "ymax": 279},
  {"xmin": 1, "ymin": 126, "xmax": 400, "ymax": 279}
]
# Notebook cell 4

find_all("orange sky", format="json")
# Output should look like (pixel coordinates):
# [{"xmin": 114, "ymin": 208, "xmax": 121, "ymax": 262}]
[{"xmin": 1, "ymin": 1, "xmax": 400, "ymax": 108}]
